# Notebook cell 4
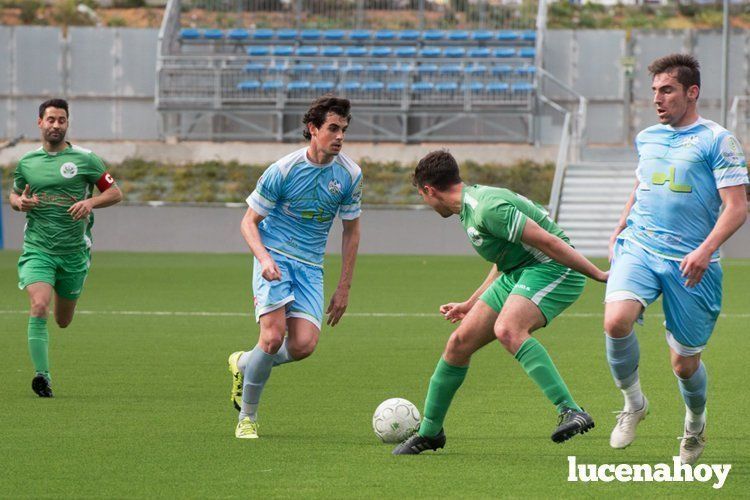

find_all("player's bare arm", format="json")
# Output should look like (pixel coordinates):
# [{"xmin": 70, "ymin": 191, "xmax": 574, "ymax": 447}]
[
  {"xmin": 608, "ymin": 180, "xmax": 639, "ymax": 261},
  {"xmin": 240, "ymin": 207, "xmax": 281, "ymax": 281},
  {"xmin": 68, "ymin": 182, "xmax": 123, "ymax": 221},
  {"xmin": 327, "ymin": 217, "xmax": 360, "ymax": 327},
  {"xmin": 440, "ymin": 264, "xmax": 500, "ymax": 323},
  {"xmin": 680, "ymin": 184, "xmax": 748, "ymax": 287},
  {"xmin": 9, "ymin": 185, "xmax": 39, "ymax": 212},
  {"xmin": 521, "ymin": 218, "xmax": 608, "ymax": 283}
]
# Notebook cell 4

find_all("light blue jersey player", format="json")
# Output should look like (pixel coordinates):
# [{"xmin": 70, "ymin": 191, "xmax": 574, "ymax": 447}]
[
  {"xmin": 227, "ymin": 96, "xmax": 362, "ymax": 439},
  {"xmin": 603, "ymin": 54, "xmax": 748, "ymax": 464}
]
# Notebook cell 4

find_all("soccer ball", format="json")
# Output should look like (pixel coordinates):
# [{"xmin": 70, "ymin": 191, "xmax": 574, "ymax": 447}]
[{"xmin": 372, "ymin": 398, "xmax": 420, "ymax": 443}]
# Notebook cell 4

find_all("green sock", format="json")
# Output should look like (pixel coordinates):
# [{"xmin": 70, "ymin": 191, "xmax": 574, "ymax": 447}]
[
  {"xmin": 514, "ymin": 337, "xmax": 580, "ymax": 413},
  {"xmin": 27, "ymin": 316, "xmax": 50, "ymax": 380},
  {"xmin": 418, "ymin": 358, "xmax": 469, "ymax": 438}
]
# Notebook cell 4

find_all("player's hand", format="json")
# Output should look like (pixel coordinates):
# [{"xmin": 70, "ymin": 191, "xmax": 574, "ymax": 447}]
[
  {"xmin": 593, "ymin": 269, "xmax": 609, "ymax": 283},
  {"xmin": 326, "ymin": 286, "xmax": 349, "ymax": 327},
  {"xmin": 18, "ymin": 185, "xmax": 39, "ymax": 212},
  {"xmin": 440, "ymin": 301, "xmax": 472, "ymax": 323},
  {"xmin": 259, "ymin": 256, "xmax": 281, "ymax": 281},
  {"xmin": 680, "ymin": 247, "xmax": 711, "ymax": 288},
  {"xmin": 68, "ymin": 199, "xmax": 94, "ymax": 220}
]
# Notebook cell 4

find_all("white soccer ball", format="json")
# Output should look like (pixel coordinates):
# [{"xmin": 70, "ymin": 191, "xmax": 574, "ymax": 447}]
[{"xmin": 372, "ymin": 398, "xmax": 421, "ymax": 443}]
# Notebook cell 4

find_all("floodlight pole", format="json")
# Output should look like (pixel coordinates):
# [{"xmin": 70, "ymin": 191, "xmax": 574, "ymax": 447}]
[{"xmin": 721, "ymin": 0, "xmax": 729, "ymax": 127}]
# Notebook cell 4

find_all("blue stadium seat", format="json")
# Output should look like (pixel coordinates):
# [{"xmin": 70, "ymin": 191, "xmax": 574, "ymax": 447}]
[
  {"xmin": 243, "ymin": 63, "xmax": 265, "ymax": 73},
  {"xmin": 365, "ymin": 64, "xmax": 389, "ymax": 75},
  {"xmin": 471, "ymin": 31, "xmax": 493, "ymax": 42},
  {"xmin": 345, "ymin": 46, "xmax": 368, "ymax": 57},
  {"xmin": 443, "ymin": 47, "xmax": 466, "ymax": 58},
  {"xmin": 464, "ymin": 64, "xmax": 488, "ymax": 76},
  {"xmin": 436, "ymin": 82, "xmax": 458, "ymax": 93},
  {"xmin": 497, "ymin": 31, "xmax": 520, "ymax": 41},
  {"xmin": 301, "ymin": 30, "xmax": 322, "ymax": 40},
  {"xmin": 375, "ymin": 30, "xmax": 396, "ymax": 41},
  {"xmin": 277, "ymin": 29, "xmax": 298, "ymax": 40},
  {"xmin": 394, "ymin": 47, "xmax": 417, "ymax": 58},
  {"xmin": 325, "ymin": 30, "xmax": 345, "ymax": 40},
  {"xmin": 447, "ymin": 31, "xmax": 469, "ymax": 41},
  {"xmin": 349, "ymin": 30, "xmax": 371, "ymax": 41},
  {"xmin": 467, "ymin": 47, "xmax": 491, "ymax": 58},
  {"xmin": 179, "ymin": 28, "xmax": 200, "ymax": 40},
  {"xmin": 290, "ymin": 63, "xmax": 315, "ymax": 75},
  {"xmin": 423, "ymin": 30, "xmax": 444, "ymax": 41},
  {"xmin": 417, "ymin": 64, "xmax": 438, "ymax": 75},
  {"xmin": 461, "ymin": 82, "xmax": 484, "ymax": 93},
  {"xmin": 313, "ymin": 81, "xmax": 335, "ymax": 92},
  {"xmin": 267, "ymin": 62, "xmax": 287, "ymax": 74},
  {"xmin": 237, "ymin": 80, "xmax": 261, "ymax": 91},
  {"xmin": 519, "ymin": 48, "xmax": 536, "ymax": 58},
  {"xmin": 262, "ymin": 80, "xmax": 284, "ymax": 91},
  {"xmin": 419, "ymin": 47, "xmax": 441, "ymax": 58},
  {"xmin": 287, "ymin": 81, "xmax": 311, "ymax": 91},
  {"xmin": 522, "ymin": 31, "xmax": 537, "ymax": 41},
  {"xmin": 370, "ymin": 47, "xmax": 392, "ymax": 57},
  {"xmin": 322, "ymin": 46, "xmax": 344, "ymax": 57},
  {"xmin": 318, "ymin": 64, "xmax": 339, "ymax": 77},
  {"xmin": 439, "ymin": 64, "xmax": 462, "ymax": 76},
  {"xmin": 228, "ymin": 28, "xmax": 249, "ymax": 40},
  {"xmin": 486, "ymin": 82, "xmax": 510, "ymax": 93},
  {"xmin": 253, "ymin": 29, "xmax": 274, "ymax": 40},
  {"xmin": 514, "ymin": 66, "xmax": 537, "ymax": 76},
  {"xmin": 512, "ymin": 82, "xmax": 534, "ymax": 92},
  {"xmin": 391, "ymin": 64, "xmax": 414, "ymax": 76},
  {"xmin": 296, "ymin": 46, "xmax": 319, "ymax": 56},
  {"xmin": 491, "ymin": 65, "xmax": 512, "ymax": 76},
  {"xmin": 412, "ymin": 82, "xmax": 434, "ymax": 93},
  {"xmin": 203, "ymin": 29, "xmax": 224, "ymax": 40},
  {"xmin": 272, "ymin": 45, "xmax": 294, "ymax": 56},
  {"xmin": 362, "ymin": 81, "xmax": 385, "ymax": 92},
  {"xmin": 493, "ymin": 48, "xmax": 516, "ymax": 58},
  {"xmin": 399, "ymin": 30, "xmax": 420, "ymax": 41},
  {"xmin": 387, "ymin": 82, "xmax": 406, "ymax": 92},
  {"xmin": 247, "ymin": 46, "xmax": 270, "ymax": 56},
  {"xmin": 342, "ymin": 64, "xmax": 365, "ymax": 75},
  {"xmin": 339, "ymin": 81, "xmax": 361, "ymax": 92}
]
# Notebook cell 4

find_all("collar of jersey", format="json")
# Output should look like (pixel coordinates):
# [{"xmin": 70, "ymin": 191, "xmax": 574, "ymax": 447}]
[
  {"xmin": 663, "ymin": 116, "xmax": 704, "ymax": 133},
  {"xmin": 305, "ymin": 150, "xmax": 337, "ymax": 168},
  {"xmin": 40, "ymin": 142, "xmax": 72, "ymax": 156}
]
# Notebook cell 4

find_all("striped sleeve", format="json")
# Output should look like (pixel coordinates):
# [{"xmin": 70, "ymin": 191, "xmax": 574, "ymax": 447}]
[
  {"xmin": 338, "ymin": 173, "xmax": 362, "ymax": 220},
  {"xmin": 482, "ymin": 202, "xmax": 527, "ymax": 244},
  {"xmin": 247, "ymin": 164, "xmax": 283, "ymax": 216},
  {"xmin": 710, "ymin": 133, "xmax": 748, "ymax": 189}
]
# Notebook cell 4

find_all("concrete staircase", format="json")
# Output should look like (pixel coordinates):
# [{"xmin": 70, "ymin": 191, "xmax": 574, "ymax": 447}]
[{"xmin": 556, "ymin": 162, "xmax": 636, "ymax": 257}]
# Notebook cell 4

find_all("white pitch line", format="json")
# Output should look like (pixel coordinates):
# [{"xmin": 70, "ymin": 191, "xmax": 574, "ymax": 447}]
[{"xmin": 1, "ymin": 309, "xmax": 750, "ymax": 319}]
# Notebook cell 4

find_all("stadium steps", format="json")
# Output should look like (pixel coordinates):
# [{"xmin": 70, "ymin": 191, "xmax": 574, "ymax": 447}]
[{"xmin": 556, "ymin": 162, "xmax": 637, "ymax": 257}]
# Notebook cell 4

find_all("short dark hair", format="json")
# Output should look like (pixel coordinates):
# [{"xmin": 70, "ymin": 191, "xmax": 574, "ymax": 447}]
[
  {"xmin": 412, "ymin": 150, "xmax": 462, "ymax": 191},
  {"xmin": 302, "ymin": 94, "xmax": 351, "ymax": 140},
  {"xmin": 648, "ymin": 53, "xmax": 700, "ymax": 91},
  {"xmin": 39, "ymin": 98, "xmax": 69, "ymax": 119}
]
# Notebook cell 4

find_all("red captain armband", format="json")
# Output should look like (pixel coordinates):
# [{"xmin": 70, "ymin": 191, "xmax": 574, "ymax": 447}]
[{"xmin": 96, "ymin": 172, "xmax": 115, "ymax": 192}]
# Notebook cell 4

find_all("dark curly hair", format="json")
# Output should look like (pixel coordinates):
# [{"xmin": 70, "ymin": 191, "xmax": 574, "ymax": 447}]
[{"xmin": 302, "ymin": 95, "xmax": 351, "ymax": 140}]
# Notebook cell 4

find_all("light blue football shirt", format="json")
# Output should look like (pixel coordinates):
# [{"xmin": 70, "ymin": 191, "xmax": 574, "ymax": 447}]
[
  {"xmin": 620, "ymin": 117, "xmax": 748, "ymax": 260},
  {"xmin": 247, "ymin": 147, "xmax": 362, "ymax": 266}
]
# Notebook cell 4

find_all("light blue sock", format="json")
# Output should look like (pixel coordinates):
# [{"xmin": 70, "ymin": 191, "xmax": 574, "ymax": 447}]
[
  {"xmin": 677, "ymin": 361, "xmax": 707, "ymax": 415},
  {"xmin": 272, "ymin": 338, "xmax": 295, "ymax": 367},
  {"xmin": 605, "ymin": 330, "xmax": 640, "ymax": 389},
  {"xmin": 239, "ymin": 345, "xmax": 274, "ymax": 422}
]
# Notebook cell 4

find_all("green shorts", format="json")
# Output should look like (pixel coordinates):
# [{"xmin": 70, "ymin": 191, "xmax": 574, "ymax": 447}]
[
  {"xmin": 480, "ymin": 261, "xmax": 586, "ymax": 325},
  {"xmin": 18, "ymin": 247, "xmax": 91, "ymax": 300}
]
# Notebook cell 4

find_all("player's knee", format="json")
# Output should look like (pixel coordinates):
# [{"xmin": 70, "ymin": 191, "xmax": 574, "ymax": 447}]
[
  {"xmin": 494, "ymin": 324, "xmax": 522, "ymax": 351},
  {"xmin": 672, "ymin": 359, "xmax": 699, "ymax": 379},
  {"xmin": 29, "ymin": 300, "xmax": 49, "ymax": 318},
  {"xmin": 258, "ymin": 332, "xmax": 285, "ymax": 354},
  {"xmin": 444, "ymin": 332, "xmax": 471, "ymax": 363},
  {"xmin": 604, "ymin": 315, "xmax": 632, "ymax": 338},
  {"xmin": 290, "ymin": 340, "xmax": 316, "ymax": 360}
]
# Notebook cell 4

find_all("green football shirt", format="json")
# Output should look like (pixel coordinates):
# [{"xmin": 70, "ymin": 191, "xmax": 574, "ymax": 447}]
[
  {"xmin": 460, "ymin": 184, "xmax": 570, "ymax": 273},
  {"xmin": 13, "ymin": 143, "xmax": 108, "ymax": 255}
]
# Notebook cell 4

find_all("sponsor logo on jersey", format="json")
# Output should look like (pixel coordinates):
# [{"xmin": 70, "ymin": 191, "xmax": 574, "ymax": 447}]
[
  {"xmin": 60, "ymin": 162, "xmax": 78, "ymax": 178},
  {"xmin": 328, "ymin": 179, "xmax": 343, "ymax": 196},
  {"xmin": 680, "ymin": 135, "xmax": 699, "ymax": 148},
  {"xmin": 720, "ymin": 135, "xmax": 745, "ymax": 165},
  {"xmin": 467, "ymin": 226, "xmax": 483, "ymax": 246}
]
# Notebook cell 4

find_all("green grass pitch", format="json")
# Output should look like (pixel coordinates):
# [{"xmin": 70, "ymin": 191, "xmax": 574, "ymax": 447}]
[{"xmin": 0, "ymin": 251, "xmax": 747, "ymax": 497}]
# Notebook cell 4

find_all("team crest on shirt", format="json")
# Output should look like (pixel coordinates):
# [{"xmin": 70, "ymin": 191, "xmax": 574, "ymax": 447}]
[
  {"xmin": 60, "ymin": 162, "xmax": 78, "ymax": 178},
  {"xmin": 467, "ymin": 226, "xmax": 483, "ymax": 246},
  {"xmin": 679, "ymin": 135, "xmax": 699, "ymax": 148},
  {"xmin": 328, "ymin": 179, "xmax": 343, "ymax": 195}
]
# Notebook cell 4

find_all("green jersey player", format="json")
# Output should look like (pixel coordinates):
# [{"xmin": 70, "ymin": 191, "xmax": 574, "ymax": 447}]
[
  {"xmin": 9, "ymin": 99, "xmax": 123, "ymax": 398},
  {"xmin": 393, "ymin": 151, "xmax": 608, "ymax": 455}
]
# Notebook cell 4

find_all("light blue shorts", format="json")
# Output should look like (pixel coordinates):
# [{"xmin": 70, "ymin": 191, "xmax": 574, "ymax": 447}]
[
  {"xmin": 605, "ymin": 238, "xmax": 722, "ymax": 356},
  {"xmin": 252, "ymin": 250, "xmax": 324, "ymax": 330}
]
